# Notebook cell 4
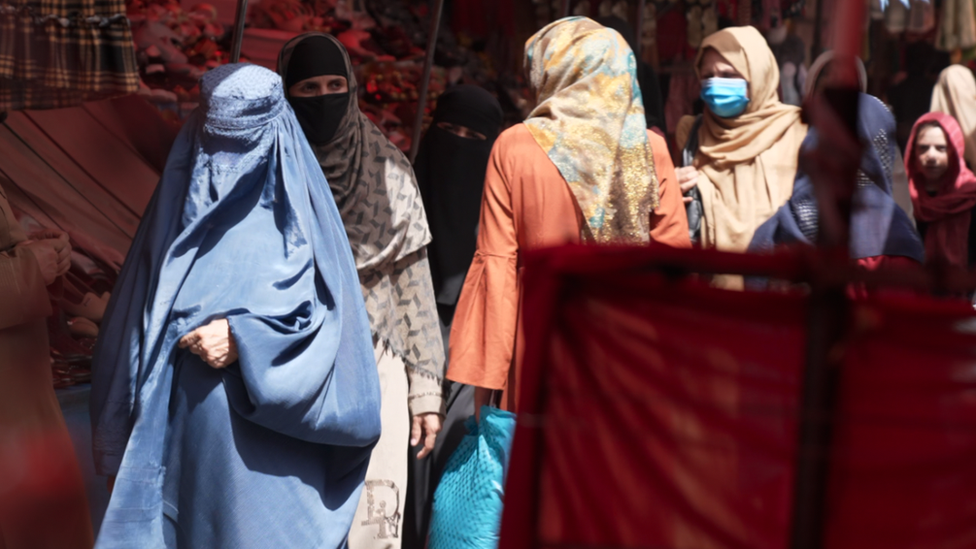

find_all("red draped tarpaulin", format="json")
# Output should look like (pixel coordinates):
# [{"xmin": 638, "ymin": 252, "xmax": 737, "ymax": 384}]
[{"xmin": 500, "ymin": 245, "xmax": 976, "ymax": 549}]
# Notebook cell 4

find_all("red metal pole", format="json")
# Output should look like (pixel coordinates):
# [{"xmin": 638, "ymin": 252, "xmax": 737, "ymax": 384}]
[
  {"xmin": 789, "ymin": 2, "xmax": 867, "ymax": 549},
  {"xmin": 830, "ymin": 0, "xmax": 867, "ymax": 89}
]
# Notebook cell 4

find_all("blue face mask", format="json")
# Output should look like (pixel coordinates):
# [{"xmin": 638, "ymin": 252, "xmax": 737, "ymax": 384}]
[{"xmin": 701, "ymin": 77, "xmax": 750, "ymax": 118}]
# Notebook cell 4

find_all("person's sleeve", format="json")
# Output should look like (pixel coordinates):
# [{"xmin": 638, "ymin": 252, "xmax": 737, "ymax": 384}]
[
  {"xmin": 0, "ymin": 245, "xmax": 51, "ymax": 331},
  {"xmin": 399, "ymin": 249, "xmax": 447, "ymax": 417},
  {"xmin": 446, "ymin": 138, "xmax": 519, "ymax": 391},
  {"xmin": 648, "ymin": 131, "xmax": 692, "ymax": 248},
  {"xmin": 407, "ymin": 364, "xmax": 445, "ymax": 416}
]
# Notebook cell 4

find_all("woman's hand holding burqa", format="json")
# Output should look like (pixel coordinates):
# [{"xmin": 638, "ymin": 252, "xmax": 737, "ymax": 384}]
[{"xmin": 179, "ymin": 318, "xmax": 239, "ymax": 369}]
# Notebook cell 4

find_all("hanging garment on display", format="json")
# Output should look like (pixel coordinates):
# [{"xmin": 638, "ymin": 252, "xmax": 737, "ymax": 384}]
[
  {"xmin": 688, "ymin": 2, "xmax": 704, "ymax": 49},
  {"xmin": 639, "ymin": 2, "xmax": 658, "ymax": 62},
  {"xmin": 664, "ymin": 71, "xmax": 700, "ymax": 137},
  {"xmin": 657, "ymin": 6, "xmax": 695, "ymax": 62},
  {"xmin": 686, "ymin": 0, "xmax": 719, "ymax": 48},
  {"xmin": 883, "ymin": 0, "xmax": 935, "ymax": 34},
  {"xmin": 880, "ymin": 0, "xmax": 928, "ymax": 10},
  {"xmin": 936, "ymin": 0, "xmax": 976, "ymax": 52},
  {"xmin": 685, "ymin": 0, "xmax": 718, "ymax": 50},
  {"xmin": 0, "ymin": 0, "xmax": 139, "ymax": 110},
  {"xmin": 885, "ymin": 0, "xmax": 909, "ymax": 33},
  {"xmin": 760, "ymin": 0, "xmax": 780, "ymax": 29},
  {"xmin": 908, "ymin": 0, "xmax": 935, "ymax": 34}
]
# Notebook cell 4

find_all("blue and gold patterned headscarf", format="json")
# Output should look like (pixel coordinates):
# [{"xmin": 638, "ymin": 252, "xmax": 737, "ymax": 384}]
[{"xmin": 524, "ymin": 16, "xmax": 659, "ymax": 244}]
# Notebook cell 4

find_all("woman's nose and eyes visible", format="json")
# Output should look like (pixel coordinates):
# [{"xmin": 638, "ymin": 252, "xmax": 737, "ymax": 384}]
[
  {"xmin": 699, "ymin": 49, "xmax": 745, "ymax": 80},
  {"xmin": 916, "ymin": 125, "xmax": 950, "ymax": 184},
  {"xmin": 289, "ymin": 75, "xmax": 349, "ymax": 97},
  {"xmin": 437, "ymin": 121, "xmax": 488, "ymax": 141}
]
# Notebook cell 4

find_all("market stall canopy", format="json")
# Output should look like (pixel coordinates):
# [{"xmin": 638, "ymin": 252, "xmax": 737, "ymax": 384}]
[
  {"xmin": 0, "ymin": 96, "xmax": 170, "ymax": 267},
  {"xmin": 0, "ymin": 0, "xmax": 140, "ymax": 111}
]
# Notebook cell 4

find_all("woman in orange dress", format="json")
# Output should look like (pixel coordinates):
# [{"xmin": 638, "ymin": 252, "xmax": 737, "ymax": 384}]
[{"xmin": 446, "ymin": 17, "xmax": 690, "ymax": 415}]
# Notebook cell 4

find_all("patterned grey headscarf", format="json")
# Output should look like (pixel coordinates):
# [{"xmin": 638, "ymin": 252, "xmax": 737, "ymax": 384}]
[{"xmin": 278, "ymin": 33, "xmax": 444, "ymax": 384}]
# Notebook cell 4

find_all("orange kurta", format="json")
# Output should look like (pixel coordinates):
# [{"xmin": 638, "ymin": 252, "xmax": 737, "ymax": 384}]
[{"xmin": 446, "ymin": 124, "xmax": 689, "ymax": 411}]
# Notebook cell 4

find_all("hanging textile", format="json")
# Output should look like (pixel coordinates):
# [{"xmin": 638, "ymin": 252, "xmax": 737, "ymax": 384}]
[
  {"xmin": 935, "ymin": 0, "xmax": 976, "ymax": 52},
  {"xmin": 883, "ymin": 0, "xmax": 935, "ymax": 34},
  {"xmin": 907, "ymin": 0, "xmax": 935, "ymax": 34},
  {"xmin": 686, "ymin": 0, "xmax": 720, "ymax": 49},
  {"xmin": 0, "ymin": 0, "xmax": 138, "ymax": 111},
  {"xmin": 500, "ymin": 243, "xmax": 976, "ymax": 549}
]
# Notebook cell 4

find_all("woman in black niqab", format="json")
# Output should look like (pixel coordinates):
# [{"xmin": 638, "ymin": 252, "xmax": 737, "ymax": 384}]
[
  {"xmin": 414, "ymin": 85, "xmax": 504, "ymax": 326},
  {"xmin": 404, "ymin": 84, "xmax": 503, "ymax": 549}
]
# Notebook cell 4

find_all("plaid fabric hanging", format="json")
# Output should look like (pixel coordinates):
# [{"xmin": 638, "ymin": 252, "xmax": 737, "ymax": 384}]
[{"xmin": 0, "ymin": 0, "xmax": 138, "ymax": 111}]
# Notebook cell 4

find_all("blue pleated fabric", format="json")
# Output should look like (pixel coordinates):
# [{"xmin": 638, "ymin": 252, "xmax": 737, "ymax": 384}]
[{"xmin": 89, "ymin": 63, "xmax": 381, "ymax": 549}]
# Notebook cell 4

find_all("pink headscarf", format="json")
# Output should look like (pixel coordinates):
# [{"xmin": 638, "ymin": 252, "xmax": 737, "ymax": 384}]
[{"xmin": 906, "ymin": 112, "xmax": 976, "ymax": 268}]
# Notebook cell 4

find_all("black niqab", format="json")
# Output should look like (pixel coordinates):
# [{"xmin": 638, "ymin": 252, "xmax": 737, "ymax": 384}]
[
  {"xmin": 414, "ymin": 85, "xmax": 503, "ymax": 306},
  {"xmin": 283, "ymin": 35, "xmax": 350, "ymax": 145}
]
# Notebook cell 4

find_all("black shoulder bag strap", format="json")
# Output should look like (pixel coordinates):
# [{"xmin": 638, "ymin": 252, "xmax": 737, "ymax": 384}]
[{"xmin": 682, "ymin": 115, "xmax": 704, "ymax": 245}]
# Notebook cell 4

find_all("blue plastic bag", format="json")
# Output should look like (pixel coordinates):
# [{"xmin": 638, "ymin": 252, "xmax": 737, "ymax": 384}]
[{"xmin": 428, "ymin": 406, "xmax": 517, "ymax": 549}]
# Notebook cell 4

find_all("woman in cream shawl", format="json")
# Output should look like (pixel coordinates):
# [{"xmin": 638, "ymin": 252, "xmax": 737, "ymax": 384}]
[
  {"xmin": 678, "ymin": 27, "xmax": 808, "ymax": 268},
  {"xmin": 931, "ymin": 65, "xmax": 976, "ymax": 169}
]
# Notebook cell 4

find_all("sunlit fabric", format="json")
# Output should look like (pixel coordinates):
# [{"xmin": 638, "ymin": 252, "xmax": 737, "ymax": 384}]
[
  {"xmin": 880, "ymin": 0, "xmax": 927, "ymax": 11},
  {"xmin": 89, "ymin": 63, "xmax": 381, "ymax": 549}
]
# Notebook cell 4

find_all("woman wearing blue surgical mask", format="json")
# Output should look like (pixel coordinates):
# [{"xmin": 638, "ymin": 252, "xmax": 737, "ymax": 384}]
[{"xmin": 676, "ymin": 27, "xmax": 808, "ymax": 287}]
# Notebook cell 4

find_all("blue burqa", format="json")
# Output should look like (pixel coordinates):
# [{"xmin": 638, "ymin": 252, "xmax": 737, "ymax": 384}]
[
  {"xmin": 749, "ymin": 93, "xmax": 924, "ymax": 263},
  {"xmin": 89, "ymin": 63, "xmax": 382, "ymax": 548}
]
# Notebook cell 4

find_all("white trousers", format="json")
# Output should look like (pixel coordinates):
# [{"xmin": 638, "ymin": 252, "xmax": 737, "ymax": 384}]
[{"xmin": 349, "ymin": 342, "xmax": 409, "ymax": 549}]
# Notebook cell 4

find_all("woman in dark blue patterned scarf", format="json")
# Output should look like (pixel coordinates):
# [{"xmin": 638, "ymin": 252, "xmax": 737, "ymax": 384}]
[{"xmin": 749, "ymin": 94, "xmax": 924, "ymax": 277}]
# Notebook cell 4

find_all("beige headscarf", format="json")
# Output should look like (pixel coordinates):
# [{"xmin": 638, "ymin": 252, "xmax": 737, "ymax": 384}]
[
  {"xmin": 931, "ymin": 65, "xmax": 976, "ymax": 168},
  {"xmin": 694, "ymin": 26, "xmax": 808, "ymax": 255},
  {"xmin": 523, "ymin": 17, "xmax": 659, "ymax": 244}
]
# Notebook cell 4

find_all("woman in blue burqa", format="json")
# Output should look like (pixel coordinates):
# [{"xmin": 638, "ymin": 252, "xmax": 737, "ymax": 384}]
[{"xmin": 88, "ymin": 63, "xmax": 382, "ymax": 548}]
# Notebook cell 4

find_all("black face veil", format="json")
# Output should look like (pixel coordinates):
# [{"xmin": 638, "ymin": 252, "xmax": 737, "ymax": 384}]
[
  {"xmin": 282, "ymin": 35, "xmax": 350, "ymax": 145},
  {"xmin": 414, "ymin": 85, "xmax": 503, "ymax": 306}
]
